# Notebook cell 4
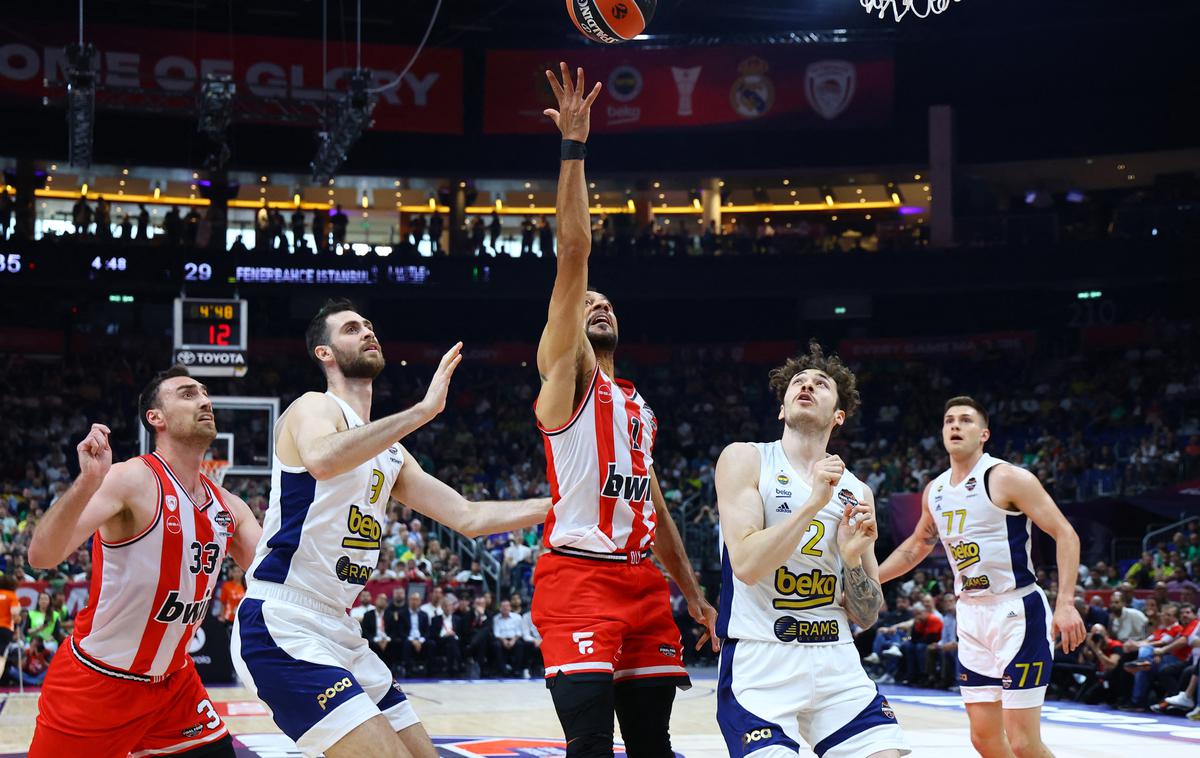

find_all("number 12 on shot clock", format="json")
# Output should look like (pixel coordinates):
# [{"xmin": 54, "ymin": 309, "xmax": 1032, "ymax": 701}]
[{"xmin": 173, "ymin": 297, "xmax": 250, "ymax": 378}]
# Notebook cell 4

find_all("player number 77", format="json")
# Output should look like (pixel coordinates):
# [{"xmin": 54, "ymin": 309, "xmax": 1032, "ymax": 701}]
[
  {"xmin": 1013, "ymin": 661, "xmax": 1044, "ymax": 687},
  {"xmin": 942, "ymin": 509, "xmax": 966, "ymax": 535}
]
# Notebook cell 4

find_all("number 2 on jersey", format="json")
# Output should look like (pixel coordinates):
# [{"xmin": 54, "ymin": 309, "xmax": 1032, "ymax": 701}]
[
  {"xmin": 942, "ymin": 509, "xmax": 967, "ymax": 535},
  {"xmin": 801, "ymin": 519, "xmax": 825, "ymax": 557}
]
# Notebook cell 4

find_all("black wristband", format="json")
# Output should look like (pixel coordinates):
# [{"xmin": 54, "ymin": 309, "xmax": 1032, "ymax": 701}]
[{"xmin": 561, "ymin": 140, "xmax": 588, "ymax": 161}]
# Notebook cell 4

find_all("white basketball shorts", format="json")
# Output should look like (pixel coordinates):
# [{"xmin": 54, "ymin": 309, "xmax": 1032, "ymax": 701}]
[
  {"xmin": 956, "ymin": 584, "xmax": 1054, "ymax": 709},
  {"xmin": 231, "ymin": 583, "xmax": 419, "ymax": 757},
  {"xmin": 717, "ymin": 639, "xmax": 910, "ymax": 758}
]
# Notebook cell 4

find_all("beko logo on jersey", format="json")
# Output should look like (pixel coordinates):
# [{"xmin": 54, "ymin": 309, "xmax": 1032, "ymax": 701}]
[
  {"xmin": 600, "ymin": 463, "xmax": 650, "ymax": 502},
  {"xmin": 961, "ymin": 574, "xmax": 992, "ymax": 591},
  {"xmin": 743, "ymin": 729, "xmax": 773, "ymax": 744},
  {"xmin": 335, "ymin": 555, "xmax": 371, "ymax": 585},
  {"xmin": 342, "ymin": 504, "xmax": 382, "ymax": 550},
  {"xmin": 775, "ymin": 488, "xmax": 792, "ymax": 497},
  {"xmin": 317, "ymin": 676, "xmax": 354, "ymax": 710},
  {"xmin": 155, "ymin": 591, "xmax": 212, "ymax": 625},
  {"xmin": 773, "ymin": 616, "xmax": 840, "ymax": 643},
  {"xmin": 772, "ymin": 567, "xmax": 836, "ymax": 610},
  {"xmin": 949, "ymin": 540, "xmax": 982, "ymax": 570}
]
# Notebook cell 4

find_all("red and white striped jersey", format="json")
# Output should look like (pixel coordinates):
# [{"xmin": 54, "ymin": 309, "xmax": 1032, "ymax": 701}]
[
  {"xmin": 538, "ymin": 366, "xmax": 658, "ymax": 553},
  {"xmin": 72, "ymin": 452, "xmax": 236, "ymax": 681}
]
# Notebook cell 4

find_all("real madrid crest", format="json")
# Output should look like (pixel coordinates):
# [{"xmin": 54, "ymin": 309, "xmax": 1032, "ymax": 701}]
[{"xmin": 730, "ymin": 57, "xmax": 775, "ymax": 120}]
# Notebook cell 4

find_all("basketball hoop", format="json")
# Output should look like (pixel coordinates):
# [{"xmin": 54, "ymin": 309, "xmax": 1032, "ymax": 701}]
[
  {"xmin": 860, "ymin": 0, "xmax": 962, "ymax": 22},
  {"xmin": 201, "ymin": 459, "xmax": 232, "ymax": 487}
]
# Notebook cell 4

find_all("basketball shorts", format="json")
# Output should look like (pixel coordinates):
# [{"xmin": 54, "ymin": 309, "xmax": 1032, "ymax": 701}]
[
  {"xmin": 956, "ymin": 585, "xmax": 1054, "ymax": 709},
  {"xmin": 532, "ymin": 551, "xmax": 690, "ymax": 687},
  {"xmin": 30, "ymin": 637, "xmax": 228, "ymax": 757},
  {"xmin": 717, "ymin": 639, "xmax": 909, "ymax": 758},
  {"xmin": 231, "ymin": 583, "xmax": 419, "ymax": 757}
]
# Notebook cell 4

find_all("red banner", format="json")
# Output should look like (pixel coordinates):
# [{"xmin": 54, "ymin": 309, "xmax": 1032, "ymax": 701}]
[
  {"xmin": 484, "ymin": 45, "xmax": 892, "ymax": 134},
  {"xmin": 0, "ymin": 25, "xmax": 463, "ymax": 133}
]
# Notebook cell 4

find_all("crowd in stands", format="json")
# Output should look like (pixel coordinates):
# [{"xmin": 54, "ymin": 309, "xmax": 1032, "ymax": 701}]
[{"xmin": 2, "ymin": 320, "xmax": 1199, "ymax": 685}]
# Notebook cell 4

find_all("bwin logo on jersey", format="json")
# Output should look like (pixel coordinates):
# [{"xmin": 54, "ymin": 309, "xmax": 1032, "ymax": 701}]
[
  {"xmin": 949, "ymin": 540, "xmax": 982, "ymax": 570},
  {"xmin": 743, "ymin": 729, "xmax": 773, "ymax": 744},
  {"xmin": 154, "ymin": 591, "xmax": 212, "ymax": 624},
  {"xmin": 772, "ymin": 567, "xmax": 836, "ymax": 610},
  {"xmin": 600, "ymin": 463, "xmax": 651, "ymax": 502}
]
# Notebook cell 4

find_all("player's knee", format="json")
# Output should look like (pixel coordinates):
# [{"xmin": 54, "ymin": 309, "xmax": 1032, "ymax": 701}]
[
  {"xmin": 614, "ymin": 683, "xmax": 675, "ymax": 757},
  {"xmin": 1007, "ymin": 732, "xmax": 1042, "ymax": 758},
  {"xmin": 969, "ymin": 724, "xmax": 1002, "ymax": 757}
]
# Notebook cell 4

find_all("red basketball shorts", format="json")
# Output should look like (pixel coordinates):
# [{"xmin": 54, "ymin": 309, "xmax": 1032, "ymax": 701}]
[
  {"xmin": 532, "ymin": 551, "xmax": 691, "ymax": 687},
  {"xmin": 30, "ymin": 640, "xmax": 228, "ymax": 757}
]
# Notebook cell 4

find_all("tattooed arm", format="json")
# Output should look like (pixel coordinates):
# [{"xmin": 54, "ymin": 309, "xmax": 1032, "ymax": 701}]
[
  {"xmin": 878, "ymin": 481, "xmax": 940, "ymax": 585},
  {"xmin": 838, "ymin": 489, "xmax": 884, "ymax": 629}
]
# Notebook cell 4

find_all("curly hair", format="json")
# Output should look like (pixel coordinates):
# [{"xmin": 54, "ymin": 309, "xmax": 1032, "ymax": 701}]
[{"xmin": 768, "ymin": 341, "xmax": 861, "ymax": 420}]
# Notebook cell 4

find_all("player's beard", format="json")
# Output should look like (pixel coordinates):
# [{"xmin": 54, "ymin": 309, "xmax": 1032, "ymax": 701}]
[
  {"xmin": 334, "ymin": 344, "xmax": 385, "ymax": 379},
  {"xmin": 586, "ymin": 325, "xmax": 618, "ymax": 352}
]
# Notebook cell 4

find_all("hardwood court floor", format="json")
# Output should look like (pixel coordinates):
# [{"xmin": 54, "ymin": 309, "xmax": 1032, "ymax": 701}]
[{"xmin": 3, "ymin": 675, "xmax": 1199, "ymax": 756}]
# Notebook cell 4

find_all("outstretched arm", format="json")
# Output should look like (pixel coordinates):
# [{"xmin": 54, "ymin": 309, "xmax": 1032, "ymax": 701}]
[
  {"xmin": 649, "ymin": 468, "xmax": 718, "ymax": 651},
  {"xmin": 839, "ymin": 489, "xmax": 884, "ymax": 629},
  {"xmin": 993, "ymin": 463, "xmax": 1086, "ymax": 653},
  {"xmin": 878, "ymin": 482, "xmax": 939, "ymax": 584},
  {"xmin": 289, "ymin": 344, "xmax": 461, "ymax": 480},
  {"xmin": 390, "ymin": 447, "xmax": 551, "ymax": 539},
  {"xmin": 535, "ymin": 63, "xmax": 603, "ymax": 429}
]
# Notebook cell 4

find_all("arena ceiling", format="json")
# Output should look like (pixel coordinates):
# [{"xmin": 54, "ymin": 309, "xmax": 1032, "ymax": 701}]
[{"xmin": 18, "ymin": 0, "xmax": 1194, "ymax": 47}]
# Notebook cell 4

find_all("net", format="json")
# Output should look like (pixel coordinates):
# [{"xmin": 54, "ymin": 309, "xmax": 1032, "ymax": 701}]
[
  {"xmin": 860, "ymin": 0, "xmax": 962, "ymax": 22},
  {"xmin": 200, "ymin": 458, "xmax": 232, "ymax": 487}
]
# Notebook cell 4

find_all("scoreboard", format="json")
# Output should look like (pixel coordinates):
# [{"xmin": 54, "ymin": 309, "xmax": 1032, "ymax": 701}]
[{"xmin": 173, "ymin": 298, "xmax": 249, "ymax": 377}]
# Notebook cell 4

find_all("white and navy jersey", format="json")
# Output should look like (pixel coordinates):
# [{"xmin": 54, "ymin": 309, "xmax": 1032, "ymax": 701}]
[
  {"xmin": 248, "ymin": 392, "xmax": 404, "ymax": 611},
  {"xmin": 73, "ymin": 452, "xmax": 235, "ymax": 680},
  {"xmin": 717, "ymin": 441, "xmax": 866, "ymax": 646},
  {"xmin": 537, "ymin": 366, "xmax": 658, "ymax": 554},
  {"xmin": 928, "ymin": 453, "xmax": 1036, "ymax": 598}
]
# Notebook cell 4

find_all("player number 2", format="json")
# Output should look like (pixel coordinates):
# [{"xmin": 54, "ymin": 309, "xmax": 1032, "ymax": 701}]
[
  {"xmin": 942, "ymin": 509, "xmax": 967, "ymax": 535},
  {"xmin": 800, "ymin": 520, "xmax": 824, "ymax": 557},
  {"xmin": 368, "ymin": 469, "xmax": 384, "ymax": 504},
  {"xmin": 196, "ymin": 698, "xmax": 221, "ymax": 729},
  {"xmin": 1014, "ymin": 661, "xmax": 1044, "ymax": 687}
]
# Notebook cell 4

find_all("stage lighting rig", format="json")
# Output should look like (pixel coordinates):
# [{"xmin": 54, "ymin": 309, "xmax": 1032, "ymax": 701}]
[
  {"xmin": 65, "ymin": 43, "xmax": 96, "ymax": 168},
  {"xmin": 198, "ymin": 74, "xmax": 236, "ymax": 172},
  {"xmin": 310, "ymin": 70, "xmax": 377, "ymax": 185}
]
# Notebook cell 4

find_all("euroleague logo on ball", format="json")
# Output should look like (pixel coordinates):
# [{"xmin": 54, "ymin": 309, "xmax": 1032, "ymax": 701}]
[{"xmin": 567, "ymin": 0, "xmax": 657, "ymax": 44}]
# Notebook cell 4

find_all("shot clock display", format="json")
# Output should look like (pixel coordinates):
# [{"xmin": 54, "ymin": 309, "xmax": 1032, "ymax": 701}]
[
  {"xmin": 173, "ymin": 298, "xmax": 249, "ymax": 377},
  {"xmin": 176, "ymin": 298, "xmax": 247, "ymax": 349}
]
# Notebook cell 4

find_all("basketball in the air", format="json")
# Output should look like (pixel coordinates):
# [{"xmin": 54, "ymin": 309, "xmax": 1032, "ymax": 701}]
[{"xmin": 566, "ymin": 0, "xmax": 657, "ymax": 44}]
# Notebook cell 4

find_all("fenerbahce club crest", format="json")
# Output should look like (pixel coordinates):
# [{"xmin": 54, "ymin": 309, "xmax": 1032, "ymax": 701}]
[
  {"xmin": 730, "ymin": 57, "xmax": 775, "ymax": 119},
  {"xmin": 805, "ymin": 60, "xmax": 857, "ymax": 120}
]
